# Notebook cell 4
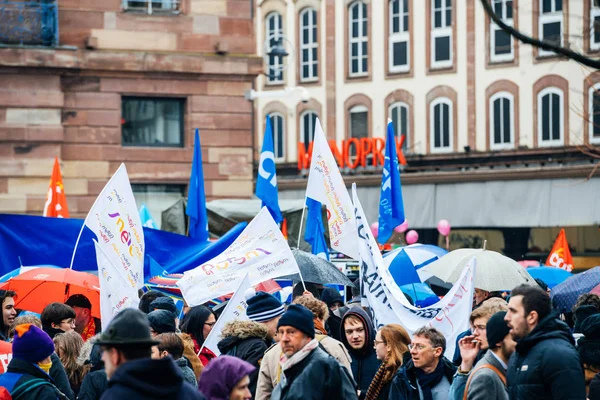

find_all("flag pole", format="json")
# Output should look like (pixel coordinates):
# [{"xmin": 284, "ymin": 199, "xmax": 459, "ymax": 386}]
[
  {"xmin": 296, "ymin": 197, "xmax": 307, "ymax": 249},
  {"xmin": 68, "ymin": 223, "xmax": 86, "ymax": 269}
]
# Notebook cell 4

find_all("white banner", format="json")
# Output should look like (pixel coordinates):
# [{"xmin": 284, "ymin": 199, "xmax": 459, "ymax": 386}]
[
  {"xmin": 352, "ymin": 184, "xmax": 474, "ymax": 358},
  {"xmin": 84, "ymin": 164, "xmax": 144, "ymax": 289},
  {"xmin": 202, "ymin": 275, "xmax": 252, "ymax": 356},
  {"xmin": 305, "ymin": 118, "xmax": 358, "ymax": 260},
  {"xmin": 177, "ymin": 207, "xmax": 299, "ymax": 306},
  {"xmin": 95, "ymin": 240, "xmax": 140, "ymax": 329}
]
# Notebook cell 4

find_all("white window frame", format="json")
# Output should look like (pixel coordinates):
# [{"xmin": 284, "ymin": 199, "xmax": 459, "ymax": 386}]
[
  {"xmin": 430, "ymin": 97, "xmax": 453, "ymax": 153},
  {"xmin": 266, "ymin": 12, "xmax": 284, "ymax": 85},
  {"xmin": 300, "ymin": 8, "xmax": 318, "ymax": 83},
  {"xmin": 389, "ymin": 0, "xmax": 410, "ymax": 73},
  {"xmin": 270, "ymin": 113, "xmax": 286, "ymax": 161},
  {"xmin": 538, "ymin": 0, "xmax": 563, "ymax": 57},
  {"xmin": 122, "ymin": 0, "xmax": 181, "ymax": 15},
  {"xmin": 489, "ymin": 92, "xmax": 515, "ymax": 150},
  {"xmin": 490, "ymin": 0, "xmax": 514, "ymax": 63},
  {"xmin": 537, "ymin": 87, "xmax": 564, "ymax": 147},
  {"xmin": 389, "ymin": 101, "xmax": 410, "ymax": 152},
  {"xmin": 349, "ymin": 1, "xmax": 369, "ymax": 77},
  {"xmin": 591, "ymin": 1, "xmax": 600, "ymax": 51},
  {"xmin": 349, "ymin": 105, "xmax": 369, "ymax": 137},
  {"xmin": 431, "ymin": 0, "xmax": 453, "ymax": 69},
  {"xmin": 300, "ymin": 110, "xmax": 318, "ymax": 147},
  {"xmin": 589, "ymin": 83, "xmax": 600, "ymax": 144}
]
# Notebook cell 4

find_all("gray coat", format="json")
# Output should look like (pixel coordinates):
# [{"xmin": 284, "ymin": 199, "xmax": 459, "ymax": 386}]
[
  {"xmin": 175, "ymin": 357, "xmax": 197, "ymax": 387},
  {"xmin": 465, "ymin": 350, "xmax": 508, "ymax": 400}
]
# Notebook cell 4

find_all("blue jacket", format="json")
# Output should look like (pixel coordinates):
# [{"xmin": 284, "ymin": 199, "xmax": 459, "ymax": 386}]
[{"xmin": 0, "ymin": 357, "xmax": 68, "ymax": 400}]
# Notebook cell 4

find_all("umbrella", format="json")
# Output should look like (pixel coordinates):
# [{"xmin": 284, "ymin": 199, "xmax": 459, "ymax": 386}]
[
  {"xmin": 383, "ymin": 244, "xmax": 448, "ymax": 287},
  {"xmin": 527, "ymin": 266, "xmax": 572, "ymax": 289},
  {"xmin": 276, "ymin": 249, "xmax": 355, "ymax": 287},
  {"xmin": 0, "ymin": 267, "xmax": 100, "ymax": 318},
  {"xmin": 0, "ymin": 265, "xmax": 61, "ymax": 283},
  {"xmin": 418, "ymin": 248, "xmax": 535, "ymax": 292},
  {"xmin": 401, "ymin": 283, "xmax": 439, "ymax": 308},
  {"xmin": 551, "ymin": 266, "xmax": 600, "ymax": 313}
]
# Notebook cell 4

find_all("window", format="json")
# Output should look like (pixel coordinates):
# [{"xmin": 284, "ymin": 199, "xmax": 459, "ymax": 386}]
[
  {"xmin": 349, "ymin": 105, "xmax": 368, "ymax": 161},
  {"xmin": 538, "ymin": 0, "xmax": 563, "ymax": 57},
  {"xmin": 591, "ymin": 0, "xmax": 600, "ymax": 51},
  {"xmin": 537, "ymin": 88, "xmax": 563, "ymax": 146},
  {"xmin": 490, "ymin": 0, "xmax": 514, "ymax": 62},
  {"xmin": 430, "ymin": 98, "xmax": 452, "ymax": 153},
  {"xmin": 431, "ymin": 0, "xmax": 452, "ymax": 69},
  {"xmin": 389, "ymin": 0, "xmax": 410, "ymax": 73},
  {"xmin": 389, "ymin": 102, "xmax": 410, "ymax": 152},
  {"xmin": 589, "ymin": 84, "xmax": 600, "ymax": 144},
  {"xmin": 266, "ymin": 12, "xmax": 284, "ymax": 84},
  {"xmin": 349, "ymin": 1, "xmax": 368, "ymax": 76},
  {"xmin": 489, "ymin": 92, "xmax": 514, "ymax": 150},
  {"xmin": 131, "ymin": 184, "xmax": 185, "ymax": 230},
  {"xmin": 122, "ymin": 97, "xmax": 184, "ymax": 147},
  {"xmin": 300, "ymin": 8, "xmax": 318, "ymax": 82},
  {"xmin": 123, "ymin": 0, "xmax": 180, "ymax": 14},
  {"xmin": 300, "ymin": 111, "xmax": 318, "ymax": 150},
  {"xmin": 270, "ymin": 113, "xmax": 285, "ymax": 160}
]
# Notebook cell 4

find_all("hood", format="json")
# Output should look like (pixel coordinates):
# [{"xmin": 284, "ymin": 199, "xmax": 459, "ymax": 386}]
[
  {"xmin": 108, "ymin": 357, "xmax": 185, "ymax": 398},
  {"xmin": 340, "ymin": 306, "xmax": 376, "ymax": 357},
  {"xmin": 321, "ymin": 287, "xmax": 343, "ymax": 308},
  {"xmin": 516, "ymin": 313, "xmax": 574, "ymax": 354},
  {"xmin": 198, "ymin": 355, "xmax": 255, "ymax": 400},
  {"xmin": 217, "ymin": 320, "xmax": 270, "ymax": 355}
]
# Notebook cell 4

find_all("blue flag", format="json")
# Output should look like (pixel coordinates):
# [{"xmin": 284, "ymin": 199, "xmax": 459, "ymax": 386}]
[
  {"xmin": 378, "ymin": 120, "xmax": 405, "ymax": 244},
  {"xmin": 304, "ymin": 198, "xmax": 329, "ymax": 260},
  {"xmin": 139, "ymin": 204, "xmax": 157, "ymax": 229},
  {"xmin": 256, "ymin": 116, "xmax": 283, "ymax": 223},
  {"xmin": 388, "ymin": 249, "xmax": 421, "ymax": 286},
  {"xmin": 186, "ymin": 129, "xmax": 209, "ymax": 241}
]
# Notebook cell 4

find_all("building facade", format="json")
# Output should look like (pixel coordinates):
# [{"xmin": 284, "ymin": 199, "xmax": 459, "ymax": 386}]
[
  {"xmin": 253, "ymin": 0, "xmax": 600, "ymax": 265},
  {"xmin": 0, "ymin": 0, "xmax": 259, "ymax": 225}
]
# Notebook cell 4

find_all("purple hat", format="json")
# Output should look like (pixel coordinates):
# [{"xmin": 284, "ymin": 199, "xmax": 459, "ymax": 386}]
[
  {"xmin": 13, "ymin": 324, "xmax": 55, "ymax": 363},
  {"xmin": 198, "ymin": 355, "xmax": 255, "ymax": 400}
]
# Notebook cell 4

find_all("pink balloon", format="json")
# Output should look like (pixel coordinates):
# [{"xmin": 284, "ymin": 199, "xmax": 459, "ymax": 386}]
[
  {"xmin": 370, "ymin": 222, "xmax": 379, "ymax": 238},
  {"xmin": 437, "ymin": 219, "xmax": 451, "ymax": 236},
  {"xmin": 394, "ymin": 220, "xmax": 409, "ymax": 233},
  {"xmin": 406, "ymin": 230, "xmax": 419, "ymax": 245}
]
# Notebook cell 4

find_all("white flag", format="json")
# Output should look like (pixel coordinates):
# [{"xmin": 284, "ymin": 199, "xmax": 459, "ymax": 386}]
[
  {"xmin": 84, "ymin": 164, "xmax": 144, "ymax": 289},
  {"xmin": 95, "ymin": 240, "xmax": 140, "ymax": 329},
  {"xmin": 306, "ymin": 118, "xmax": 359, "ymax": 260},
  {"xmin": 177, "ymin": 207, "xmax": 299, "ymax": 306},
  {"xmin": 352, "ymin": 184, "xmax": 474, "ymax": 358},
  {"xmin": 202, "ymin": 275, "xmax": 252, "ymax": 356}
]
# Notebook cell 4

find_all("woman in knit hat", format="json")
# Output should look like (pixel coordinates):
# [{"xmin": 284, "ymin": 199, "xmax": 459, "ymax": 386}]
[{"xmin": 198, "ymin": 355, "xmax": 255, "ymax": 400}]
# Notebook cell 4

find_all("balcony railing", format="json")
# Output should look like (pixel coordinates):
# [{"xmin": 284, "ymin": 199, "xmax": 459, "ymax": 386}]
[{"xmin": 0, "ymin": 0, "xmax": 58, "ymax": 47}]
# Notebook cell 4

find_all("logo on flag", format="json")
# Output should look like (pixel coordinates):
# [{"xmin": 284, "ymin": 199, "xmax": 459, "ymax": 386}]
[
  {"xmin": 256, "ymin": 116, "xmax": 283, "ymax": 224},
  {"xmin": 546, "ymin": 228, "xmax": 573, "ymax": 272},
  {"xmin": 43, "ymin": 158, "xmax": 69, "ymax": 218}
]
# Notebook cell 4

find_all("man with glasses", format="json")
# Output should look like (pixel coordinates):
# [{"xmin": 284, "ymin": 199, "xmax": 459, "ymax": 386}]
[
  {"xmin": 40, "ymin": 302, "xmax": 77, "ymax": 339},
  {"xmin": 389, "ymin": 326, "xmax": 456, "ymax": 400}
]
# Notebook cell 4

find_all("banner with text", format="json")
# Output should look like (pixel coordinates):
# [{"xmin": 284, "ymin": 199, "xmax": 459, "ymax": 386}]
[{"xmin": 177, "ymin": 207, "xmax": 299, "ymax": 306}]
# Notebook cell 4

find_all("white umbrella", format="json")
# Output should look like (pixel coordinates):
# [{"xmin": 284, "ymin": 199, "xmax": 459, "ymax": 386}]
[{"xmin": 418, "ymin": 247, "xmax": 535, "ymax": 292}]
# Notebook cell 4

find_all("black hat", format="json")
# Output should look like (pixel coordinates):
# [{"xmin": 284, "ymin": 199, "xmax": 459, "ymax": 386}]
[
  {"xmin": 574, "ymin": 305, "xmax": 600, "ymax": 334},
  {"xmin": 96, "ymin": 309, "xmax": 160, "ymax": 347},
  {"xmin": 65, "ymin": 294, "xmax": 92, "ymax": 310},
  {"xmin": 486, "ymin": 311, "xmax": 510, "ymax": 349},
  {"xmin": 147, "ymin": 310, "xmax": 176, "ymax": 334},
  {"xmin": 247, "ymin": 292, "xmax": 284, "ymax": 323},
  {"xmin": 321, "ymin": 287, "xmax": 343, "ymax": 308},
  {"xmin": 277, "ymin": 304, "xmax": 315, "ymax": 338},
  {"xmin": 292, "ymin": 282, "xmax": 320, "ymax": 299},
  {"xmin": 149, "ymin": 297, "xmax": 177, "ymax": 315}
]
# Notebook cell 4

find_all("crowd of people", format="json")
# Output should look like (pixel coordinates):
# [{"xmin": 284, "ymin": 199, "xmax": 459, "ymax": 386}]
[{"xmin": 0, "ymin": 278, "xmax": 598, "ymax": 399}]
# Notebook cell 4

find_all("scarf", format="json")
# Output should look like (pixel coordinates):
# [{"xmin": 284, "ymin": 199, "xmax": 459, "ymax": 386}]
[
  {"xmin": 280, "ymin": 338, "xmax": 319, "ymax": 372},
  {"xmin": 415, "ymin": 359, "xmax": 446, "ymax": 400},
  {"xmin": 364, "ymin": 357, "xmax": 390, "ymax": 400},
  {"xmin": 81, "ymin": 318, "xmax": 96, "ymax": 342},
  {"xmin": 314, "ymin": 318, "xmax": 327, "ymax": 335}
]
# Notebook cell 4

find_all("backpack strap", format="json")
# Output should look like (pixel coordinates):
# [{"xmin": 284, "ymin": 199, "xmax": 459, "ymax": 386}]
[
  {"xmin": 10, "ymin": 378, "xmax": 54, "ymax": 400},
  {"xmin": 463, "ymin": 364, "xmax": 506, "ymax": 400}
]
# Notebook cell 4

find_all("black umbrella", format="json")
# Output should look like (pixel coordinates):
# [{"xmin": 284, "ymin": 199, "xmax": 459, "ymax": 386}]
[{"xmin": 278, "ymin": 249, "xmax": 356, "ymax": 287}]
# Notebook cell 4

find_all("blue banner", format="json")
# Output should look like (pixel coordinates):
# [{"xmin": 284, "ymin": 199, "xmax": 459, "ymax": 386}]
[
  {"xmin": 304, "ymin": 198, "xmax": 329, "ymax": 260},
  {"xmin": 256, "ymin": 116, "xmax": 283, "ymax": 224},
  {"xmin": 186, "ymin": 129, "xmax": 210, "ymax": 241}
]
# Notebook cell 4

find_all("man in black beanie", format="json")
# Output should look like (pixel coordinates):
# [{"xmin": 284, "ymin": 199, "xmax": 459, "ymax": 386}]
[{"xmin": 270, "ymin": 304, "xmax": 358, "ymax": 400}]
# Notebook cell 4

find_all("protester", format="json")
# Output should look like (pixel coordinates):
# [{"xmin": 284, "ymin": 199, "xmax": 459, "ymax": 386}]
[
  {"xmin": 149, "ymin": 296, "xmax": 179, "ymax": 327},
  {"xmin": 291, "ymin": 282, "xmax": 320, "ymax": 300},
  {"xmin": 77, "ymin": 336, "xmax": 108, "ymax": 400},
  {"xmin": 53, "ymin": 330, "xmax": 87, "ymax": 398},
  {"xmin": 65, "ymin": 294, "xmax": 102, "ymax": 341},
  {"xmin": 504, "ymin": 284, "xmax": 586, "ymax": 399},
  {"xmin": 180, "ymin": 305, "xmax": 217, "ymax": 367},
  {"xmin": 151, "ymin": 332, "xmax": 197, "ymax": 386},
  {"xmin": 178, "ymin": 331, "xmax": 204, "ymax": 381},
  {"xmin": 577, "ymin": 314, "xmax": 600, "ymax": 395},
  {"xmin": 389, "ymin": 326, "xmax": 456, "ymax": 399},
  {"xmin": 0, "ymin": 323, "xmax": 68, "ymax": 399},
  {"xmin": 138, "ymin": 290, "xmax": 168, "ymax": 314},
  {"xmin": 572, "ymin": 293, "xmax": 600, "ymax": 334},
  {"xmin": 147, "ymin": 309, "xmax": 177, "ymax": 336},
  {"xmin": 533, "ymin": 278, "xmax": 550, "ymax": 296},
  {"xmin": 347, "ymin": 279, "xmax": 361, "ymax": 307},
  {"xmin": 269, "ymin": 304, "xmax": 357, "ymax": 400},
  {"xmin": 364, "ymin": 324, "xmax": 411, "ymax": 400},
  {"xmin": 41, "ymin": 302, "xmax": 77, "ymax": 338},
  {"xmin": 96, "ymin": 308, "xmax": 205, "ymax": 399},
  {"xmin": 198, "ymin": 355, "xmax": 255, "ymax": 400},
  {"xmin": 321, "ymin": 287, "xmax": 345, "ymax": 341},
  {"xmin": 341, "ymin": 307, "xmax": 381, "ymax": 398},
  {"xmin": 591, "ymin": 374, "xmax": 600, "ymax": 400},
  {"xmin": 0, "ymin": 289, "xmax": 17, "ymax": 342},
  {"xmin": 473, "ymin": 288, "xmax": 502, "ymax": 309},
  {"xmin": 219, "ymin": 292, "xmax": 283, "ymax": 397}
]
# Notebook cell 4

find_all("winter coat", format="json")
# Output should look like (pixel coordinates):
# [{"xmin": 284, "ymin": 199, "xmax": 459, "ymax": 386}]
[
  {"xmin": 589, "ymin": 372, "xmax": 600, "ymax": 400},
  {"xmin": 270, "ymin": 346, "xmax": 358, "ymax": 400},
  {"xmin": 77, "ymin": 369, "xmax": 107, "ymax": 400},
  {"xmin": 179, "ymin": 333, "xmax": 203, "ymax": 380},
  {"xmin": 461, "ymin": 350, "xmax": 508, "ymax": 400},
  {"xmin": 341, "ymin": 307, "xmax": 381, "ymax": 398},
  {"xmin": 190, "ymin": 335, "xmax": 217, "ymax": 367},
  {"xmin": 0, "ymin": 357, "xmax": 69, "ymax": 400},
  {"xmin": 175, "ymin": 357, "xmax": 198, "ymax": 386},
  {"xmin": 388, "ymin": 357, "xmax": 456, "ymax": 400},
  {"xmin": 255, "ymin": 334, "xmax": 353, "ymax": 400},
  {"xmin": 50, "ymin": 352, "xmax": 75, "ymax": 400},
  {"xmin": 99, "ymin": 357, "xmax": 206, "ymax": 400},
  {"xmin": 506, "ymin": 314, "xmax": 586, "ymax": 400}
]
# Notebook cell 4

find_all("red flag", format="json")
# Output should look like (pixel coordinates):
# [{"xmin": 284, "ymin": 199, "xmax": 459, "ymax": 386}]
[
  {"xmin": 281, "ymin": 217, "xmax": 288, "ymax": 239},
  {"xmin": 43, "ymin": 158, "xmax": 69, "ymax": 218},
  {"xmin": 546, "ymin": 229, "xmax": 573, "ymax": 272}
]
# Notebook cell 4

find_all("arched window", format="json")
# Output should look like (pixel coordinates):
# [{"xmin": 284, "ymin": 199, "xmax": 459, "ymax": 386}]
[
  {"xmin": 537, "ymin": 87, "xmax": 564, "ymax": 146},
  {"xmin": 389, "ymin": 102, "xmax": 409, "ymax": 151},
  {"xmin": 349, "ymin": 105, "xmax": 368, "ymax": 161},
  {"xmin": 589, "ymin": 83, "xmax": 600, "ymax": 144},
  {"xmin": 270, "ymin": 113, "xmax": 285, "ymax": 160},
  {"xmin": 300, "ymin": 110, "xmax": 318, "ymax": 150},
  {"xmin": 389, "ymin": 0, "xmax": 410, "ymax": 72},
  {"xmin": 266, "ymin": 12, "xmax": 283, "ymax": 83},
  {"xmin": 430, "ymin": 97, "xmax": 453, "ymax": 153},
  {"xmin": 349, "ymin": 1, "xmax": 368, "ymax": 76},
  {"xmin": 300, "ymin": 8, "xmax": 318, "ymax": 82},
  {"xmin": 489, "ymin": 92, "xmax": 515, "ymax": 150}
]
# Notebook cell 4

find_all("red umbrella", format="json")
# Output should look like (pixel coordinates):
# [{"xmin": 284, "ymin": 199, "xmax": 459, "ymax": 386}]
[{"xmin": 0, "ymin": 268, "xmax": 100, "ymax": 318}]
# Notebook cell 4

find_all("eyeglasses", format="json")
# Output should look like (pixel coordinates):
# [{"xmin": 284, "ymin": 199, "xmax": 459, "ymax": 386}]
[
  {"xmin": 60, "ymin": 319, "xmax": 76, "ymax": 327},
  {"xmin": 408, "ymin": 343, "xmax": 439, "ymax": 351},
  {"xmin": 374, "ymin": 339, "xmax": 385, "ymax": 346},
  {"xmin": 204, "ymin": 321, "xmax": 216, "ymax": 327}
]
